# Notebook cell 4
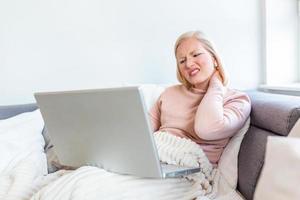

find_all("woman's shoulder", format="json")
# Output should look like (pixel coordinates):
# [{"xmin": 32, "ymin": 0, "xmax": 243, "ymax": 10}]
[
  {"xmin": 163, "ymin": 84, "xmax": 187, "ymax": 93},
  {"xmin": 159, "ymin": 84, "xmax": 187, "ymax": 98}
]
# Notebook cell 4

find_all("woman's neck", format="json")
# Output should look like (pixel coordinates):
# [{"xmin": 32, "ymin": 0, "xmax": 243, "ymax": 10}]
[{"xmin": 193, "ymin": 79, "xmax": 210, "ymax": 91}]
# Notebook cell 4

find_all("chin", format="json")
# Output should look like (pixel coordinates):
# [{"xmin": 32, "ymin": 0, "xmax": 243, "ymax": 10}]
[{"xmin": 189, "ymin": 77, "xmax": 208, "ymax": 85}]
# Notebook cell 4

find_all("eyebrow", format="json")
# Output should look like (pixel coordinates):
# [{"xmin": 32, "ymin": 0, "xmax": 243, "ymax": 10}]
[{"xmin": 177, "ymin": 49, "xmax": 203, "ymax": 59}]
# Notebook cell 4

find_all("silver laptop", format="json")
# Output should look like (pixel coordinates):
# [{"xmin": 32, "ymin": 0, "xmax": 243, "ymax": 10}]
[{"xmin": 34, "ymin": 86, "xmax": 200, "ymax": 178}]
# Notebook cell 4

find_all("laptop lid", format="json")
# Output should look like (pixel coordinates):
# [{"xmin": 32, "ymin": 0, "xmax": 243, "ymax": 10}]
[{"xmin": 35, "ymin": 86, "xmax": 164, "ymax": 178}]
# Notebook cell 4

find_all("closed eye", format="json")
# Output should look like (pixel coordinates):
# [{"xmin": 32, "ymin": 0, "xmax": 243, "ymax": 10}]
[
  {"xmin": 179, "ymin": 59, "xmax": 186, "ymax": 64},
  {"xmin": 193, "ymin": 53, "xmax": 202, "ymax": 57}
]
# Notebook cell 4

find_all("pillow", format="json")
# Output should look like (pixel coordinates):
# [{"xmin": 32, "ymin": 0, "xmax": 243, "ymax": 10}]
[
  {"xmin": 139, "ymin": 84, "xmax": 166, "ymax": 111},
  {"xmin": 253, "ymin": 136, "xmax": 300, "ymax": 200},
  {"xmin": 0, "ymin": 109, "xmax": 47, "ymax": 174},
  {"xmin": 217, "ymin": 118, "xmax": 251, "ymax": 189},
  {"xmin": 288, "ymin": 118, "xmax": 300, "ymax": 138}
]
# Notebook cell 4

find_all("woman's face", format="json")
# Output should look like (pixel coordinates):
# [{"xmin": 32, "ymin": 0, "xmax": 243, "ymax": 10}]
[{"xmin": 176, "ymin": 37, "xmax": 216, "ymax": 89}]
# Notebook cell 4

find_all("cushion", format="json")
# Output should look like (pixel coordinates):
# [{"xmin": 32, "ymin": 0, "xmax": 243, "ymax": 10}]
[
  {"xmin": 0, "ymin": 104, "xmax": 57, "ymax": 173},
  {"xmin": 288, "ymin": 118, "xmax": 300, "ymax": 137},
  {"xmin": 139, "ymin": 84, "xmax": 166, "ymax": 111},
  {"xmin": 218, "ymin": 118, "xmax": 250, "ymax": 189},
  {"xmin": 0, "ymin": 104, "xmax": 51, "ymax": 153},
  {"xmin": 0, "ymin": 109, "xmax": 46, "ymax": 174},
  {"xmin": 253, "ymin": 136, "xmax": 300, "ymax": 200}
]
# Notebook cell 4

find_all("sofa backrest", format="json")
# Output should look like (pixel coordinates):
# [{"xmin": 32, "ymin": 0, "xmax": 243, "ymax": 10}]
[
  {"xmin": 238, "ymin": 91, "xmax": 300, "ymax": 200},
  {"xmin": 0, "ymin": 103, "xmax": 38, "ymax": 120}
]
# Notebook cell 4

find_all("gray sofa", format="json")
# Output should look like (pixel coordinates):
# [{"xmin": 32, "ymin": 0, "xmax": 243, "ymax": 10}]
[
  {"xmin": 238, "ymin": 91, "xmax": 300, "ymax": 199},
  {"xmin": 0, "ymin": 91, "xmax": 300, "ymax": 200}
]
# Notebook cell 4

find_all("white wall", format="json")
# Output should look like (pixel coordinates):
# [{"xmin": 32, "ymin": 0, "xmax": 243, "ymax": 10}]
[
  {"xmin": 265, "ymin": 0, "xmax": 299, "ymax": 85},
  {"xmin": 0, "ymin": 0, "xmax": 261, "ymax": 105}
]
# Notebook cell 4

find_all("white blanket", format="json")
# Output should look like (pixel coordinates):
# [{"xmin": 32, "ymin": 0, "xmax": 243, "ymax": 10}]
[{"xmin": 0, "ymin": 110, "xmax": 244, "ymax": 200}]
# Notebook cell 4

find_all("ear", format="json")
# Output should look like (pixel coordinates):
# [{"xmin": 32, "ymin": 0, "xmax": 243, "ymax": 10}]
[
  {"xmin": 214, "ymin": 63, "xmax": 218, "ymax": 68},
  {"xmin": 213, "ymin": 58, "xmax": 218, "ymax": 67}
]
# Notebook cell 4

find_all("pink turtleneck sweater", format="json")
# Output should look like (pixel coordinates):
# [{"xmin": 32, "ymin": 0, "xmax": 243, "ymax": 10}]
[{"xmin": 149, "ymin": 80, "xmax": 251, "ymax": 165}]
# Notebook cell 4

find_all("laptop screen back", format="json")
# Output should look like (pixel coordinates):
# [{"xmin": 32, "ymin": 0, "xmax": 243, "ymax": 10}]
[{"xmin": 35, "ymin": 87, "xmax": 163, "ymax": 178}]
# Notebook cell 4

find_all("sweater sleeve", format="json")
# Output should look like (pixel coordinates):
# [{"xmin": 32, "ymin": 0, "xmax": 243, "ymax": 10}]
[
  {"xmin": 148, "ymin": 98, "xmax": 161, "ymax": 132},
  {"xmin": 194, "ymin": 79, "xmax": 251, "ymax": 140}
]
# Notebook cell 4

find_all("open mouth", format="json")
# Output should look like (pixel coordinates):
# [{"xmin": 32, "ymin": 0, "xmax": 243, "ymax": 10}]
[{"xmin": 189, "ymin": 68, "xmax": 200, "ymax": 77}]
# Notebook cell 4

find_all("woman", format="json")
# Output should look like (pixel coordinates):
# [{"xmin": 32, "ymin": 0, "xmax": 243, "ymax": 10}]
[{"xmin": 149, "ymin": 31, "xmax": 251, "ymax": 166}]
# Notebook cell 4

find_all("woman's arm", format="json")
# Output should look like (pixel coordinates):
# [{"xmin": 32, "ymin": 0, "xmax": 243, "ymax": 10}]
[
  {"xmin": 148, "ymin": 99, "xmax": 161, "ymax": 132},
  {"xmin": 194, "ymin": 72, "xmax": 251, "ymax": 140}
]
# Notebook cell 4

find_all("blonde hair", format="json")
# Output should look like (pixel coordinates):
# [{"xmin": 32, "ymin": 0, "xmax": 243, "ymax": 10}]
[{"xmin": 174, "ymin": 31, "xmax": 228, "ymax": 88}]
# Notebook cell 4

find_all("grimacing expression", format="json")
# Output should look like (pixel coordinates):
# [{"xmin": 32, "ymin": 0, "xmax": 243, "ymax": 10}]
[{"xmin": 176, "ymin": 37, "xmax": 216, "ymax": 88}]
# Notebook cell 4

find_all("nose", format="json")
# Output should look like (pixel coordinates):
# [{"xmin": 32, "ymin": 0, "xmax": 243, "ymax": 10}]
[{"xmin": 185, "ymin": 58, "xmax": 194, "ymax": 69}]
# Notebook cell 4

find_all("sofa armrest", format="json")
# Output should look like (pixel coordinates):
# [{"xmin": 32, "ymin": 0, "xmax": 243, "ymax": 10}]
[{"xmin": 247, "ymin": 91, "xmax": 300, "ymax": 136}]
